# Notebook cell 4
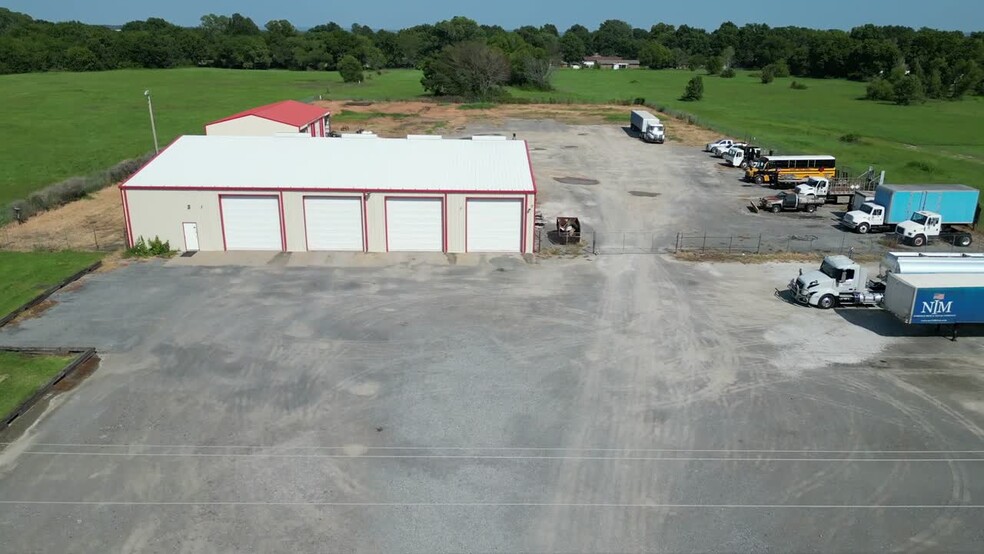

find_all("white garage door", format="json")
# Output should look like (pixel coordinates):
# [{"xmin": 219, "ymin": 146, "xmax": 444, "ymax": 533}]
[
  {"xmin": 221, "ymin": 196, "xmax": 282, "ymax": 251},
  {"xmin": 467, "ymin": 198, "xmax": 522, "ymax": 252},
  {"xmin": 386, "ymin": 198, "xmax": 443, "ymax": 252},
  {"xmin": 305, "ymin": 197, "xmax": 364, "ymax": 251}
]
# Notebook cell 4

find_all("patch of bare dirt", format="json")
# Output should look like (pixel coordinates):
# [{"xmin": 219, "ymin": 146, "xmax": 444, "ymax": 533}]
[
  {"xmin": 6, "ymin": 299, "xmax": 58, "ymax": 327},
  {"xmin": 0, "ymin": 186, "xmax": 125, "ymax": 252},
  {"xmin": 313, "ymin": 100, "xmax": 721, "ymax": 147}
]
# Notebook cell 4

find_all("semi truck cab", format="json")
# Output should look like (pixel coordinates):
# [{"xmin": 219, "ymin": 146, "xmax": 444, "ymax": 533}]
[{"xmin": 789, "ymin": 255, "xmax": 869, "ymax": 309}]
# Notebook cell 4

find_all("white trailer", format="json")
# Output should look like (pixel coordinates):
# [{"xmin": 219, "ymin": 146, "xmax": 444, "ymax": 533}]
[{"xmin": 630, "ymin": 110, "xmax": 665, "ymax": 144}]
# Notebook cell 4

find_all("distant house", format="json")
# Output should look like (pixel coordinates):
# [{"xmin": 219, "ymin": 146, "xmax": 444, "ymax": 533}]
[
  {"xmin": 205, "ymin": 100, "xmax": 331, "ymax": 137},
  {"xmin": 582, "ymin": 55, "xmax": 640, "ymax": 70}
]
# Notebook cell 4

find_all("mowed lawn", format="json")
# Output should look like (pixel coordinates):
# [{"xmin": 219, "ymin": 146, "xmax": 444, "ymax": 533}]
[
  {"xmin": 0, "ymin": 350, "xmax": 74, "ymax": 418},
  {"xmin": 0, "ymin": 68, "xmax": 424, "ymax": 205},
  {"xmin": 2, "ymin": 67, "xmax": 983, "ymax": 203},
  {"xmin": 511, "ymin": 69, "xmax": 984, "ymax": 187},
  {"xmin": 0, "ymin": 251, "xmax": 104, "ymax": 317}
]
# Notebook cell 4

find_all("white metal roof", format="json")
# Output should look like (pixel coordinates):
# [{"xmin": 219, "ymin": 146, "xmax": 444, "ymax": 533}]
[
  {"xmin": 893, "ymin": 273, "xmax": 984, "ymax": 288},
  {"xmin": 122, "ymin": 135, "xmax": 536, "ymax": 193}
]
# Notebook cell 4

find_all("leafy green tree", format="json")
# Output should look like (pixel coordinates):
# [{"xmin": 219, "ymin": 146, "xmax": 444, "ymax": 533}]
[
  {"xmin": 594, "ymin": 19, "xmax": 634, "ymax": 56},
  {"xmin": 947, "ymin": 59, "xmax": 983, "ymax": 99},
  {"xmin": 681, "ymin": 75, "xmax": 704, "ymax": 101},
  {"xmin": 559, "ymin": 32, "xmax": 586, "ymax": 64},
  {"xmin": 760, "ymin": 65, "xmax": 776, "ymax": 83},
  {"xmin": 926, "ymin": 67, "xmax": 944, "ymax": 98},
  {"xmin": 865, "ymin": 77, "xmax": 895, "ymax": 101},
  {"xmin": 338, "ymin": 54, "xmax": 364, "ymax": 82},
  {"xmin": 63, "ymin": 46, "xmax": 98, "ymax": 71},
  {"xmin": 638, "ymin": 41, "xmax": 673, "ymax": 69},
  {"xmin": 706, "ymin": 56, "xmax": 724, "ymax": 75},
  {"xmin": 893, "ymin": 74, "xmax": 925, "ymax": 105},
  {"xmin": 719, "ymin": 45, "xmax": 736, "ymax": 69},
  {"xmin": 421, "ymin": 41, "xmax": 510, "ymax": 99}
]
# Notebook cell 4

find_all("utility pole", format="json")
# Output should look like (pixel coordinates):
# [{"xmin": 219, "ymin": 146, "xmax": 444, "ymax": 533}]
[{"xmin": 144, "ymin": 90, "xmax": 159, "ymax": 154}]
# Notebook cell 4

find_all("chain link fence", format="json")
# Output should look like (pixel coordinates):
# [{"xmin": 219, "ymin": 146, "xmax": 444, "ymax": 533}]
[
  {"xmin": 674, "ymin": 232, "xmax": 984, "ymax": 256},
  {"xmin": 0, "ymin": 225, "xmax": 126, "ymax": 252}
]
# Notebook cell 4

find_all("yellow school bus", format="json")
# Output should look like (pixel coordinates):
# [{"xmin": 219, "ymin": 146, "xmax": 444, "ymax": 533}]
[{"xmin": 744, "ymin": 155, "xmax": 836, "ymax": 185}]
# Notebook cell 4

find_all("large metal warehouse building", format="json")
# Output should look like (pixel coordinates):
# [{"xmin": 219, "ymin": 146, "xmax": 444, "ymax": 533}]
[
  {"xmin": 204, "ymin": 100, "xmax": 332, "ymax": 137},
  {"xmin": 120, "ymin": 135, "xmax": 537, "ymax": 254}
]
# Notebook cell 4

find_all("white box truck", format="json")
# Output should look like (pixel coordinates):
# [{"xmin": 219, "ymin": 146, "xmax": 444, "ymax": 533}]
[{"xmin": 630, "ymin": 110, "xmax": 664, "ymax": 144}]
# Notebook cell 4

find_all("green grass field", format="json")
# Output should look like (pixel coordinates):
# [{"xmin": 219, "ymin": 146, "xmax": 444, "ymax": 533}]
[
  {"xmin": 511, "ymin": 69, "xmax": 984, "ymax": 186},
  {"xmin": 0, "ymin": 251, "xmax": 104, "ymax": 317},
  {"xmin": 0, "ymin": 68, "xmax": 425, "ymax": 205},
  {"xmin": 0, "ymin": 350, "xmax": 75, "ymax": 417},
  {"xmin": 1, "ymin": 67, "xmax": 982, "ymax": 204}
]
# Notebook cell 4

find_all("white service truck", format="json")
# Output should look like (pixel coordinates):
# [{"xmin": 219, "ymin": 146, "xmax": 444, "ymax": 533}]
[
  {"xmin": 630, "ymin": 110, "xmax": 665, "ymax": 144},
  {"xmin": 841, "ymin": 184, "xmax": 979, "ymax": 246}
]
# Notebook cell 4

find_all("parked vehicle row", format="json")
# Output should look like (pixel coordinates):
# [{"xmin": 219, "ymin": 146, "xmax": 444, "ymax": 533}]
[{"xmin": 698, "ymin": 140, "xmax": 978, "ymax": 250}]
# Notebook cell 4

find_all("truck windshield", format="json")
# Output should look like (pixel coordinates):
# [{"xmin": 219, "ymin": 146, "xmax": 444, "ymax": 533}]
[
  {"xmin": 910, "ymin": 213, "xmax": 928, "ymax": 224},
  {"xmin": 819, "ymin": 260, "xmax": 839, "ymax": 279},
  {"xmin": 859, "ymin": 204, "xmax": 874, "ymax": 215}
]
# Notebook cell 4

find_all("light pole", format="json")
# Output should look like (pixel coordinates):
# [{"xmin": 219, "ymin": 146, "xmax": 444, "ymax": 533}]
[{"xmin": 144, "ymin": 90, "xmax": 159, "ymax": 154}]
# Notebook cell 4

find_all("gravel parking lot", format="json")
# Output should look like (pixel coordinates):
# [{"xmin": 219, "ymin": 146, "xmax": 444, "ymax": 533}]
[{"xmin": 2, "ymin": 122, "xmax": 984, "ymax": 552}]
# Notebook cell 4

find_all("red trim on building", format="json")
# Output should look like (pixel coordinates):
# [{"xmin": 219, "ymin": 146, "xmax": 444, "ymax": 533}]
[
  {"xmin": 383, "ymin": 195, "xmax": 444, "ymax": 253},
  {"xmin": 120, "ymin": 187, "xmax": 133, "ymax": 248},
  {"xmin": 443, "ymin": 193, "xmax": 449, "ymax": 252},
  {"xmin": 121, "ymin": 185, "xmax": 534, "ymax": 194},
  {"xmin": 218, "ymin": 194, "xmax": 283, "ymax": 252},
  {"xmin": 301, "ymin": 197, "xmax": 310, "ymax": 251},
  {"xmin": 301, "ymin": 195, "xmax": 367, "ymax": 252},
  {"xmin": 218, "ymin": 195, "xmax": 228, "ymax": 251},
  {"xmin": 362, "ymin": 194, "xmax": 369, "ymax": 252},
  {"xmin": 524, "ymin": 140, "xmax": 538, "ymax": 194},
  {"xmin": 205, "ymin": 100, "xmax": 330, "ymax": 129},
  {"xmin": 464, "ymin": 197, "xmax": 525, "ymax": 254},
  {"xmin": 278, "ymin": 191, "xmax": 287, "ymax": 251},
  {"xmin": 520, "ymin": 196, "xmax": 527, "ymax": 254}
]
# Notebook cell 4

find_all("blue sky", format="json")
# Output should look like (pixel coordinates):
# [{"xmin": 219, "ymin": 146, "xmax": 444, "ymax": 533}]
[{"xmin": 4, "ymin": 0, "xmax": 980, "ymax": 31}]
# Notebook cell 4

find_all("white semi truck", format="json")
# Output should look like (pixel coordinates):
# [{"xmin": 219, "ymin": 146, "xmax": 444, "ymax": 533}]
[
  {"xmin": 630, "ymin": 110, "xmax": 665, "ymax": 144},
  {"xmin": 789, "ymin": 252, "xmax": 984, "ymax": 309}
]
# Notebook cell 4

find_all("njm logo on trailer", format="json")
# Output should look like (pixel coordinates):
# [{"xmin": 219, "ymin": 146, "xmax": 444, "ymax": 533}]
[
  {"xmin": 921, "ymin": 293, "xmax": 953, "ymax": 316},
  {"xmin": 912, "ymin": 290, "xmax": 957, "ymax": 324}
]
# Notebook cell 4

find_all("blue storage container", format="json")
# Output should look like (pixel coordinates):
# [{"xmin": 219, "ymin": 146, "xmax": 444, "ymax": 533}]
[{"xmin": 873, "ymin": 184, "xmax": 980, "ymax": 225}]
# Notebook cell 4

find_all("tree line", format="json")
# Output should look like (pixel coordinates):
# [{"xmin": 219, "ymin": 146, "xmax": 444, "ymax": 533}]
[{"xmin": 1, "ymin": 7, "xmax": 982, "ymax": 101}]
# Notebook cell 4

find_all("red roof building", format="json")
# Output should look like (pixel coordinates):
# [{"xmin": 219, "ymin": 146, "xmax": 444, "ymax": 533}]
[{"xmin": 205, "ymin": 100, "xmax": 331, "ymax": 137}]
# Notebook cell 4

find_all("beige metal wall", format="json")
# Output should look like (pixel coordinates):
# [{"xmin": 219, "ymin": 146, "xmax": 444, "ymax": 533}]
[
  {"xmin": 125, "ymin": 189, "xmax": 224, "ymax": 251},
  {"xmin": 205, "ymin": 115, "xmax": 296, "ymax": 136},
  {"xmin": 126, "ymin": 189, "xmax": 536, "ymax": 254}
]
